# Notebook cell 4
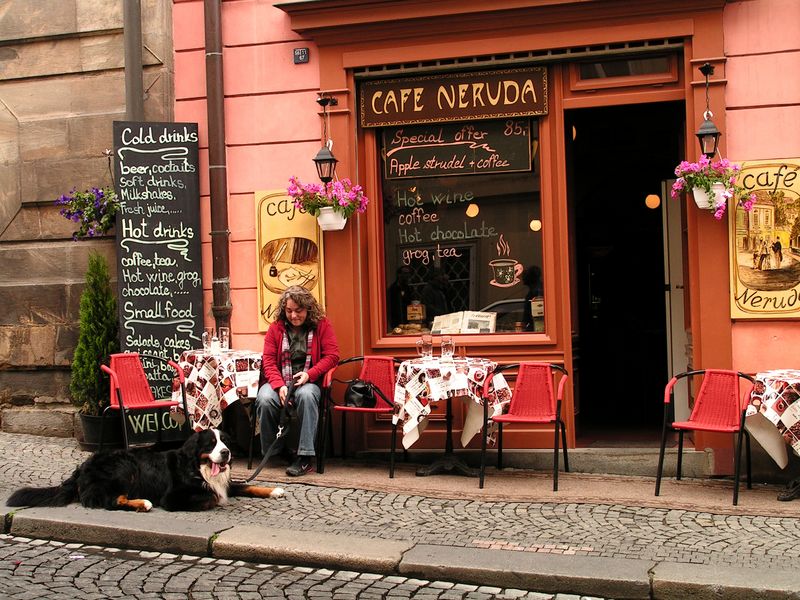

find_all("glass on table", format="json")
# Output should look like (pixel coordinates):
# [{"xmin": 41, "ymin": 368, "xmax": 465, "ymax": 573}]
[
  {"xmin": 440, "ymin": 335, "xmax": 455, "ymax": 359},
  {"xmin": 202, "ymin": 327, "xmax": 215, "ymax": 351},
  {"xmin": 416, "ymin": 334, "xmax": 433, "ymax": 358},
  {"xmin": 218, "ymin": 327, "xmax": 230, "ymax": 350}
]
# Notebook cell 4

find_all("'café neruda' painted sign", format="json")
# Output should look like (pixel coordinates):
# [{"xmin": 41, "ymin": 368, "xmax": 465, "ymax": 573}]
[
  {"xmin": 730, "ymin": 159, "xmax": 800, "ymax": 319},
  {"xmin": 360, "ymin": 67, "xmax": 548, "ymax": 127}
]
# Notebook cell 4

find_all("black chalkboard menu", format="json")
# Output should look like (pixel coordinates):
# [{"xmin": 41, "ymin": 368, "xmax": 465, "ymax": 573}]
[
  {"xmin": 383, "ymin": 119, "xmax": 532, "ymax": 179},
  {"xmin": 113, "ymin": 121, "xmax": 202, "ymax": 400}
]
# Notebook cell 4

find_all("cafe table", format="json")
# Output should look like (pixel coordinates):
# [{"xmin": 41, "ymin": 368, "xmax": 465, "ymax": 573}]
[
  {"xmin": 171, "ymin": 349, "xmax": 262, "ymax": 431},
  {"xmin": 392, "ymin": 356, "xmax": 512, "ymax": 476},
  {"xmin": 745, "ymin": 369, "xmax": 800, "ymax": 469}
]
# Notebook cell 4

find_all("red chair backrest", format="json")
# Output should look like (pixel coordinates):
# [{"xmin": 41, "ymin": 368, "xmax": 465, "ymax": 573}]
[
  {"xmin": 359, "ymin": 356, "xmax": 397, "ymax": 404},
  {"xmin": 507, "ymin": 362, "xmax": 558, "ymax": 420},
  {"xmin": 109, "ymin": 352, "xmax": 156, "ymax": 408},
  {"xmin": 687, "ymin": 369, "xmax": 746, "ymax": 430}
]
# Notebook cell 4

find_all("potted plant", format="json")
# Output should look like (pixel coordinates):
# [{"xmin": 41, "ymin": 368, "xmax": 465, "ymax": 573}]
[
  {"xmin": 671, "ymin": 155, "xmax": 756, "ymax": 220},
  {"xmin": 55, "ymin": 185, "xmax": 120, "ymax": 240},
  {"xmin": 71, "ymin": 252, "xmax": 121, "ymax": 448},
  {"xmin": 287, "ymin": 175, "xmax": 369, "ymax": 230}
]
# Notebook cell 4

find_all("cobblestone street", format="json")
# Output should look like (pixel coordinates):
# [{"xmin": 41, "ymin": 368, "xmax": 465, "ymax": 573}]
[
  {"xmin": 2, "ymin": 433, "xmax": 798, "ymax": 574},
  {"xmin": 0, "ymin": 535, "xmax": 606, "ymax": 599}
]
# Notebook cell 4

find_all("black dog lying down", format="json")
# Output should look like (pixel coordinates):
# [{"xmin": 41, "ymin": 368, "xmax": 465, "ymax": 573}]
[{"xmin": 7, "ymin": 428, "xmax": 283, "ymax": 512}]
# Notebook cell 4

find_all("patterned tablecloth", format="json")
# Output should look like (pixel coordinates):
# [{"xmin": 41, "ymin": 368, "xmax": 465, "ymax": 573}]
[
  {"xmin": 392, "ymin": 357, "xmax": 512, "ymax": 449},
  {"xmin": 172, "ymin": 349, "xmax": 262, "ymax": 431},
  {"xmin": 746, "ymin": 369, "xmax": 800, "ymax": 468}
]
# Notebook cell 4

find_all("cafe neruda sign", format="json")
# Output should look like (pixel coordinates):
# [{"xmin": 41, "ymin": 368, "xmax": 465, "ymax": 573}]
[{"xmin": 359, "ymin": 67, "xmax": 548, "ymax": 127}]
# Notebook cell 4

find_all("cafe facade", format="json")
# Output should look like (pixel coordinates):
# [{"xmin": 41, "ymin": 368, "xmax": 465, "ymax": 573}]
[{"xmin": 172, "ymin": 0, "xmax": 800, "ymax": 472}]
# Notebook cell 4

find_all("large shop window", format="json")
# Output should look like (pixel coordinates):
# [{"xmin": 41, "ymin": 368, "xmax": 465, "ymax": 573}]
[{"xmin": 381, "ymin": 119, "xmax": 543, "ymax": 336}]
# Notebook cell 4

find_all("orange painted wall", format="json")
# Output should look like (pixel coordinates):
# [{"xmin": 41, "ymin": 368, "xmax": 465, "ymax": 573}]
[
  {"xmin": 172, "ymin": 0, "xmax": 322, "ymax": 353},
  {"xmin": 170, "ymin": 0, "xmax": 800, "ymax": 464},
  {"xmin": 725, "ymin": 0, "xmax": 800, "ymax": 373}
]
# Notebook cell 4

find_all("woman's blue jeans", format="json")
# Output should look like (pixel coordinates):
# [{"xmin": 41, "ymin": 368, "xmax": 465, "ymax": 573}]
[{"xmin": 255, "ymin": 382, "xmax": 320, "ymax": 457}]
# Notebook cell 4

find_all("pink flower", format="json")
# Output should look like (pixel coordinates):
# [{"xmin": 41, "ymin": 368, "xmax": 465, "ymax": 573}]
[{"xmin": 286, "ymin": 175, "xmax": 369, "ymax": 219}]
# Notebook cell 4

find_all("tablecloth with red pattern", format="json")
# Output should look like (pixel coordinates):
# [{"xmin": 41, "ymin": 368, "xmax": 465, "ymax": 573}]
[{"xmin": 171, "ymin": 349, "xmax": 261, "ymax": 431}]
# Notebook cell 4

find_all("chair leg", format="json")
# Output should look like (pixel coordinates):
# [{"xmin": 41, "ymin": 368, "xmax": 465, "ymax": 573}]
[
  {"xmin": 745, "ymin": 430, "xmax": 752, "ymax": 489},
  {"xmin": 676, "ymin": 431, "xmax": 684, "ymax": 481},
  {"xmin": 655, "ymin": 420, "xmax": 669, "ymax": 497},
  {"xmin": 317, "ymin": 406, "xmax": 327, "ymax": 475},
  {"xmin": 480, "ymin": 400, "xmax": 488, "ymax": 489},
  {"xmin": 248, "ymin": 399, "xmax": 257, "ymax": 470},
  {"xmin": 733, "ymin": 429, "xmax": 744, "ymax": 506},
  {"xmin": 496, "ymin": 424, "xmax": 504, "ymax": 470},
  {"xmin": 552, "ymin": 419, "xmax": 559, "ymax": 492},
  {"xmin": 479, "ymin": 424, "xmax": 487, "ymax": 490},
  {"xmin": 560, "ymin": 419, "xmax": 569, "ymax": 472},
  {"xmin": 389, "ymin": 423, "xmax": 397, "ymax": 479},
  {"xmin": 119, "ymin": 409, "xmax": 129, "ymax": 450},
  {"xmin": 341, "ymin": 413, "xmax": 347, "ymax": 459}
]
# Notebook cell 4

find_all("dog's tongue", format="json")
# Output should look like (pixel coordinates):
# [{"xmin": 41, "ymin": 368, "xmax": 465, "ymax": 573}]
[{"xmin": 211, "ymin": 462, "xmax": 220, "ymax": 477}]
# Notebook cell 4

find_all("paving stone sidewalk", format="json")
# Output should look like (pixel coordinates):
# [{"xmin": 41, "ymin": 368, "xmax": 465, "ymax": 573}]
[{"xmin": 1, "ymin": 432, "xmax": 799, "ymax": 599}]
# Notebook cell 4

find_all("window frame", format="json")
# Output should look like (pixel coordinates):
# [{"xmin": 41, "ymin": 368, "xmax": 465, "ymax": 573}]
[{"xmin": 568, "ymin": 54, "xmax": 679, "ymax": 92}]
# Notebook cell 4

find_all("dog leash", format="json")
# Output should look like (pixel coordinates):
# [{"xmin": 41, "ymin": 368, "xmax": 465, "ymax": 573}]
[{"xmin": 239, "ymin": 379, "xmax": 295, "ymax": 484}]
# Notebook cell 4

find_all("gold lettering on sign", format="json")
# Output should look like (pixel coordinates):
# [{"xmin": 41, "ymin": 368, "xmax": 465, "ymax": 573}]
[
  {"xmin": 436, "ymin": 80, "xmax": 538, "ymax": 111},
  {"xmin": 360, "ymin": 67, "xmax": 547, "ymax": 127}
]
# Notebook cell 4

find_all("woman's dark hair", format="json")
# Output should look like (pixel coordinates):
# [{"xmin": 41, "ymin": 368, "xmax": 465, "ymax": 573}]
[{"xmin": 278, "ymin": 285, "xmax": 325, "ymax": 326}]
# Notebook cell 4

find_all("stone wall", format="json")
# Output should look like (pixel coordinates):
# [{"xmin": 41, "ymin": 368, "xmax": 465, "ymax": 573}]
[{"xmin": 0, "ymin": 0, "xmax": 174, "ymax": 436}]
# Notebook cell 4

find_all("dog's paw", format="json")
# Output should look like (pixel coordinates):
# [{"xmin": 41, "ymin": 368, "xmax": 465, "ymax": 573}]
[
  {"xmin": 139, "ymin": 499, "xmax": 153, "ymax": 512},
  {"xmin": 269, "ymin": 487, "xmax": 285, "ymax": 498}
]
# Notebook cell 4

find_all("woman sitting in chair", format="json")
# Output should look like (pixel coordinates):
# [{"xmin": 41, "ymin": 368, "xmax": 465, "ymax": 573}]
[{"xmin": 256, "ymin": 286, "xmax": 340, "ymax": 476}]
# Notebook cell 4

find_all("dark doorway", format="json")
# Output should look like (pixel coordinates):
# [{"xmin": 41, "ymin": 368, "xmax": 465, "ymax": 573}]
[{"xmin": 567, "ymin": 101, "xmax": 684, "ymax": 446}]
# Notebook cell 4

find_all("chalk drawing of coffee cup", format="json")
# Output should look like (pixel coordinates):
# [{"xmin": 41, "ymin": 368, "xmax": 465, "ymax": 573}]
[{"xmin": 489, "ymin": 259, "xmax": 523, "ymax": 287}]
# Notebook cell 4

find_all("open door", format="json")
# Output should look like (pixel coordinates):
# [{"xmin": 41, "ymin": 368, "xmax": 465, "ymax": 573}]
[
  {"xmin": 567, "ymin": 101, "xmax": 684, "ymax": 445},
  {"xmin": 662, "ymin": 179, "xmax": 689, "ymax": 420}
]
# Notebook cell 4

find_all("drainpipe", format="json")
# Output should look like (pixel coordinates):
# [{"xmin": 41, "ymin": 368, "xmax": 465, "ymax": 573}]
[
  {"xmin": 203, "ymin": 0, "xmax": 232, "ymax": 330},
  {"xmin": 123, "ymin": 0, "xmax": 144, "ymax": 120}
]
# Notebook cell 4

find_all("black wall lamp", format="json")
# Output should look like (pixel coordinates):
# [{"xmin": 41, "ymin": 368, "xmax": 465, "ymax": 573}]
[
  {"xmin": 313, "ymin": 94, "xmax": 338, "ymax": 184},
  {"xmin": 696, "ymin": 62, "xmax": 721, "ymax": 159}
]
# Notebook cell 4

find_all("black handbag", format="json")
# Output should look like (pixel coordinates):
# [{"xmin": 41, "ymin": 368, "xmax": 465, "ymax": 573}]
[{"xmin": 344, "ymin": 379, "xmax": 377, "ymax": 408}]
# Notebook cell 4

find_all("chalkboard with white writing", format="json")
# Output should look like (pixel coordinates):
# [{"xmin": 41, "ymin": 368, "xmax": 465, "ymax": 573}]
[
  {"xmin": 113, "ymin": 121, "xmax": 202, "ymax": 401},
  {"xmin": 383, "ymin": 119, "xmax": 532, "ymax": 179}
]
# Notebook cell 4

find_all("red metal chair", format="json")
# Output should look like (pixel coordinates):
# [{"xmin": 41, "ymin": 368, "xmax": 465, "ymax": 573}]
[
  {"xmin": 655, "ymin": 369, "xmax": 755, "ymax": 506},
  {"xmin": 480, "ymin": 362, "xmax": 569, "ymax": 491},
  {"xmin": 319, "ymin": 356, "xmax": 402, "ymax": 477},
  {"xmin": 99, "ymin": 352, "xmax": 190, "ymax": 450}
]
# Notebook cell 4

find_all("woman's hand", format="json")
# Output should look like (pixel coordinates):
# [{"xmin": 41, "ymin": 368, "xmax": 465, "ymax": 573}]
[
  {"xmin": 293, "ymin": 371, "xmax": 310, "ymax": 386},
  {"xmin": 279, "ymin": 385, "xmax": 288, "ymax": 403}
]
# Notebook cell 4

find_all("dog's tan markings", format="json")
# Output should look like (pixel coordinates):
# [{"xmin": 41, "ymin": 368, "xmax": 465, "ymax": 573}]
[
  {"xmin": 241, "ymin": 485, "xmax": 285, "ymax": 498},
  {"xmin": 115, "ymin": 495, "xmax": 153, "ymax": 512}
]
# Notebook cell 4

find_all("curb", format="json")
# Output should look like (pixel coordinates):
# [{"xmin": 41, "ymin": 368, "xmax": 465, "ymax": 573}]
[{"xmin": 3, "ymin": 503, "xmax": 799, "ymax": 599}]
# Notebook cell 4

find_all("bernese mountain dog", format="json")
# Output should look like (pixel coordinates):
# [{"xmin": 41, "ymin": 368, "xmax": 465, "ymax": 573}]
[{"xmin": 6, "ymin": 428, "xmax": 283, "ymax": 512}]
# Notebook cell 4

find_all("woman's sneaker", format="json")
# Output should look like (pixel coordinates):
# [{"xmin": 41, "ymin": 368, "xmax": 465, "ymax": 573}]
[{"xmin": 286, "ymin": 456, "xmax": 314, "ymax": 477}]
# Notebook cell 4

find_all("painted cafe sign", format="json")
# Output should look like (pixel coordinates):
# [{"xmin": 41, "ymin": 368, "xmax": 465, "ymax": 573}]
[
  {"xmin": 730, "ymin": 158, "xmax": 800, "ymax": 319},
  {"xmin": 359, "ymin": 67, "xmax": 548, "ymax": 127}
]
